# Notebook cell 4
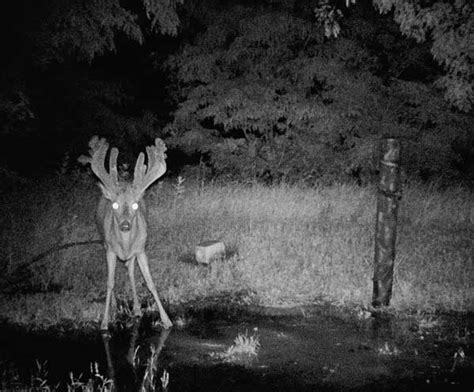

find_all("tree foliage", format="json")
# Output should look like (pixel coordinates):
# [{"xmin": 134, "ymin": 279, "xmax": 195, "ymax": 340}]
[
  {"xmin": 316, "ymin": 0, "xmax": 473, "ymax": 111},
  {"xmin": 144, "ymin": 0, "xmax": 184, "ymax": 36},
  {"xmin": 1, "ymin": 0, "xmax": 472, "ymax": 182},
  {"xmin": 5, "ymin": 0, "xmax": 182, "ymax": 66},
  {"xmin": 35, "ymin": 0, "xmax": 141, "ymax": 64},
  {"xmin": 164, "ymin": 2, "xmax": 473, "ymax": 183},
  {"xmin": 0, "ymin": 0, "xmax": 181, "ymax": 173},
  {"xmin": 371, "ymin": 0, "xmax": 473, "ymax": 112}
]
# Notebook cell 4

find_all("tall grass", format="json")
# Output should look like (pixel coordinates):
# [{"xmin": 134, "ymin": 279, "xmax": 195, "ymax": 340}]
[{"xmin": 0, "ymin": 175, "xmax": 472, "ymax": 327}]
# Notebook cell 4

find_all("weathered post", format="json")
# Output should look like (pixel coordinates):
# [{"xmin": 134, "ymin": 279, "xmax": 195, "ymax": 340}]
[{"xmin": 372, "ymin": 138, "xmax": 401, "ymax": 308}]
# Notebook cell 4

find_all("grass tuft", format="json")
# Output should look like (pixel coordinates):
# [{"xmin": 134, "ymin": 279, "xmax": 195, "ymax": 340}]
[{"xmin": 210, "ymin": 331, "xmax": 261, "ymax": 362}]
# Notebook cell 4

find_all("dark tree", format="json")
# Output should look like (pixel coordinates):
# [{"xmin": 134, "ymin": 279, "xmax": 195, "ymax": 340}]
[{"xmin": 163, "ymin": 1, "xmax": 473, "ymax": 183}]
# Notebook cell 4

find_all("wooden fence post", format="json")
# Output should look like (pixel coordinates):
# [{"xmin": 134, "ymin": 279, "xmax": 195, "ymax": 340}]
[{"xmin": 372, "ymin": 138, "xmax": 401, "ymax": 308}]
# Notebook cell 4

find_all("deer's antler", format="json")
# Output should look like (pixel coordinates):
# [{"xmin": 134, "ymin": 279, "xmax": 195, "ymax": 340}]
[
  {"xmin": 133, "ymin": 138, "xmax": 167, "ymax": 193},
  {"xmin": 78, "ymin": 136, "xmax": 119, "ymax": 192}
]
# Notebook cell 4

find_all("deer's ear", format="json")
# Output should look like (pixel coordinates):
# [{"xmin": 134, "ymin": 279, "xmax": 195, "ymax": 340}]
[{"xmin": 98, "ymin": 183, "xmax": 115, "ymax": 200}]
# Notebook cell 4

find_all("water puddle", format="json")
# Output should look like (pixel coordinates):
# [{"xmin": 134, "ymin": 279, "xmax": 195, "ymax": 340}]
[{"xmin": 0, "ymin": 308, "xmax": 472, "ymax": 391}]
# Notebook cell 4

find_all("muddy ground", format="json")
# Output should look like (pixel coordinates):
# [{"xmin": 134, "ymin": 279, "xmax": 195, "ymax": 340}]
[{"xmin": 0, "ymin": 305, "xmax": 473, "ymax": 391}]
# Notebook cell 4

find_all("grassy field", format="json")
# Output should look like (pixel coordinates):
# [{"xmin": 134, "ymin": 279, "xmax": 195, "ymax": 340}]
[{"xmin": 0, "ymin": 174, "xmax": 472, "ymax": 328}]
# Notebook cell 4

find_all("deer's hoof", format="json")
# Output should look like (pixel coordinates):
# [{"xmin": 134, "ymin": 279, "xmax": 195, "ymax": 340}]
[{"xmin": 162, "ymin": 318, "xmax": 173, "ymax": 329}]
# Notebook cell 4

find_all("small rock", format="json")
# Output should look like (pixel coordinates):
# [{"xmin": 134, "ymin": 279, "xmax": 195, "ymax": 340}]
[{"xmin": 195, "ymin": 240, "xmax": 226, "ymax": 264}]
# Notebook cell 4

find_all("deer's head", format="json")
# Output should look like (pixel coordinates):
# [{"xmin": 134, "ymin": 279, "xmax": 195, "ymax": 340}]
[{"xmin": 79, "ymin": 136, "xmax": 167, "ymax": 233}]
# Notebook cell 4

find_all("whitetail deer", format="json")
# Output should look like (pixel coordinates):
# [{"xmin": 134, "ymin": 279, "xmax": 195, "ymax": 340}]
[{"xmin": 79, "ymin": 136, "xmax": 172, "ymax": 330}]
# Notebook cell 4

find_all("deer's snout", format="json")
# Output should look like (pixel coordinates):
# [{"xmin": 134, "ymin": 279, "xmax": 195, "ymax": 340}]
[{"xmin": 119, "ymin": 220, "xmax": 132, "ymax": 232}]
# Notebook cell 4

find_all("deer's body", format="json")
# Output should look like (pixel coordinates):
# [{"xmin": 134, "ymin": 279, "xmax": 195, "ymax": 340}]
[{"xmin": 80, "ymin": 136, "xmax": 172, "ymax": 331}]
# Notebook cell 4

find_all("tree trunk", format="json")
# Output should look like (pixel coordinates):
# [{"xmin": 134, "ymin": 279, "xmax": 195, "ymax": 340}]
[{"xmin": 372, "ymin": 138, "xmax": 401, "ymax": 307}]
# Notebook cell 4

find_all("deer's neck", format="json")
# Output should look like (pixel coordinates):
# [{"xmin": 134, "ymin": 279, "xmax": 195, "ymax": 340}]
[{"xmin": 105, "ymin": 213, "xmax": 147, "ymax": 261}]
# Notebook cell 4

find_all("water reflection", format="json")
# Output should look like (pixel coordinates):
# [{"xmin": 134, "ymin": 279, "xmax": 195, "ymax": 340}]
[{"xmin": 101, "ymin": 321, "xmax": 171, "ymax": 392}]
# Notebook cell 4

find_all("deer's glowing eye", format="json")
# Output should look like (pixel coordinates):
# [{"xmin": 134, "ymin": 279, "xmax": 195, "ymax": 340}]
[
  {"xmin": 112, "ymin": 202, "xmax": 119, "ymax": 210},
  {"xmin": 131, "ymin": 203, "xmax": 139, "ymax": 210}
]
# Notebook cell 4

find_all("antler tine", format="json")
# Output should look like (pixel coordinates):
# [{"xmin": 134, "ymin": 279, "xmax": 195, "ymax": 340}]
[
  {"xmin": 109, "ymin": 147, "xmax": 119, "ymax": 186},
  {"xmin": 133, "ymin": 152, "xmax": 146, "ymax": 184},
  {"xmin": 133, "ymin": 138, "xmax": 167, "ymax": 193},
  {"xmin": 80, "ymin": 136, "xmax": 119, "ymax": 191}
]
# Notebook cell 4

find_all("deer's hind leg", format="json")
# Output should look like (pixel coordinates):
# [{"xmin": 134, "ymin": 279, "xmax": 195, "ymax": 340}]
[{"xmin": 127, "ymin": 256, "xmax": 142, "ymax": 318}]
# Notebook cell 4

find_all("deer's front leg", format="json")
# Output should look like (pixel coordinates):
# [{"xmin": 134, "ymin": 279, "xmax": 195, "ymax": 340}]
[
  {"xmin": 127, "ymin": 257, "xmax": 142, "ymax": 317},
  {"xmin": 102, "ymin": 250, "xmax": 117, "ymax": 331},
  {"xmin": 136, "ymin": 252, "xmax": 172, "ymax": 329}
]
